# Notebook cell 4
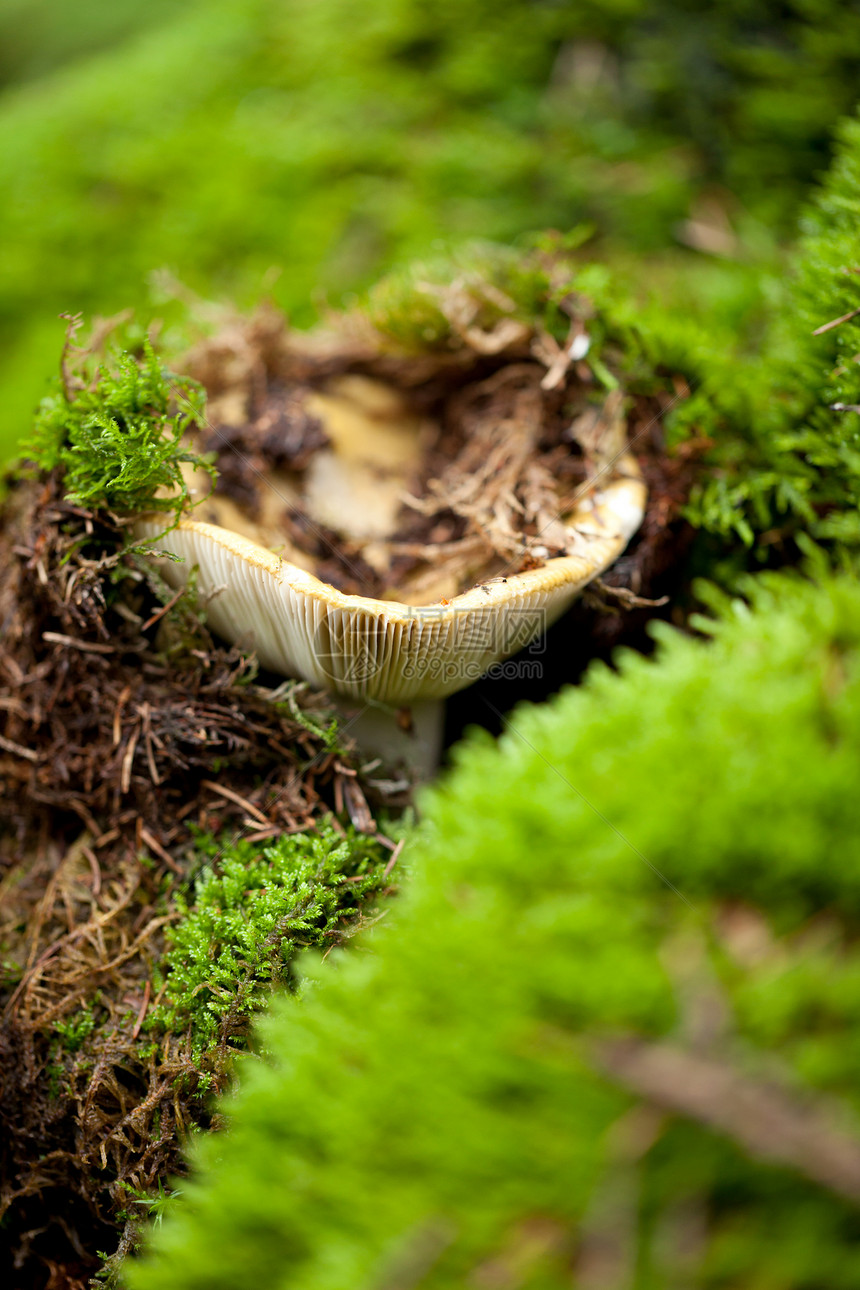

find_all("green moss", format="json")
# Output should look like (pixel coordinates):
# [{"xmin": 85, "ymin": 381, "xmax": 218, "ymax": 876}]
[
  {"xmin": 0, "ymin": 0, "xmax": 181, "ymax": 90},
  {"xmin": 24, "ymin": 330, "xmax": 212, "ymax": 529},
  {"xmin": 664, "ymin": 107, "xmax": 860, "ymax": 560},
  {"xmin": 147, "ymin": 824, "xmax": 393, "ymax": 1060},
  {"xmin": 580, "ymin": 107, "xmax": 860, "ymax": 567},
  {"xmin": 771, "ymin": 110, "xmax": 860, "ymax": 546},
  {"xmin": 360, "ymin": 240, "xmax": 841, "ymax": 568},
  {"xmin": 3, "ymin": 0, "xmax": 860, "ymax": 456},
  {"xmin": 128, "ymin": 568, "xmax": 860, "ymax": 1290},
  {"xmin": 360, "ymin": 237, "xmax": 584, "ymax": 348},
  {"xmin": 51, "ymin": 1006, "xmax": 97, "ymax": 1054},
  {"xmin": 361, "ymin": 237, "xmax": 818, "ymax": 568}
]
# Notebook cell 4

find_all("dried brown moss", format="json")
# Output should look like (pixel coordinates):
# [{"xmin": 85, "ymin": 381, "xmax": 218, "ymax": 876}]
[
  {"xmin": 180, "ymin": 283, "xmax": 701, "ymax": 617},
  {"xmin": 0, "ymin": 265, "xmax": 704, "ymax": 1284},
  {"xmin": 0, "ymin": 473, "xmax": 402, "ymax": 1288}
]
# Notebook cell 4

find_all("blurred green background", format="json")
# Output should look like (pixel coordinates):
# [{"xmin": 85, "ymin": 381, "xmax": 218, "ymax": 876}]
[{"xmin": 2, "ymin": 0, "xmax": 859, "ymax": 458}]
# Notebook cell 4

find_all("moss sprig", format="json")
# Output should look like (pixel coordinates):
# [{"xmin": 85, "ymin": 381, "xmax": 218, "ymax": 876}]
[
  {"xmin": 26, "ymin": 321, "xmax": 214, "ymax": 529},
  {"xmin": 147, "ymin": 823, "xmax": 392, "ymax": 1060}
]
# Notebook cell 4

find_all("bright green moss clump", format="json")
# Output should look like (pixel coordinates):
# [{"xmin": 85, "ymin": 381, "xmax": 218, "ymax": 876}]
[
  {"xmin": 26, "ymin": 332, "xmax": 211, "ymax": 527},
  {"xmin": 129, "ymin": 569, "xmax": 860, "ymax": 1290},
  {"xmin": 771, "ymin": 109, "xmax": 860, "ymax": 547},
  {"xmin": 614, "ymin": 106, "xmax": 860, "ymax": 564},
  {"xmin": 148, "ymin": 824, "xmax": 393, "ymax": 1059}
]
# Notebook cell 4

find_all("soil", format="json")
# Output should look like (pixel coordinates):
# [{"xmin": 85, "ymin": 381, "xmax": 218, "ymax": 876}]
[
  {"xmin": 191, "ymin": 309, "xmax": 604, "ymax": 603},
  {"xmin": 0, "ymin": 283, "xmax": 704, "ymax": 1287},
  {"xmin": 0, "ymin": 473, "xmax": 402, "ymax": 1288},
  {"xmin": 186, "ymin": 298, "xmax": 700, "ymax": 628}
]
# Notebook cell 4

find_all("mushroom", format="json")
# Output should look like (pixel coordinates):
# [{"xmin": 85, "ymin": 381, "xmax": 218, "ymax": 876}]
[{"xmin": 137, "ymin": 372, "xmax": 646, "ymax": 776}]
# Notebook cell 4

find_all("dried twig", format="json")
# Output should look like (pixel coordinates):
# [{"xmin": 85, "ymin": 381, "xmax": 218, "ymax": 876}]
[
  {"xmin": 812, "ymin": 306, "xmax": 860, "ymax": 336},
  {"xmin": 598, "ymin": 1037, "xmax": 860, "ymax": 1203}
]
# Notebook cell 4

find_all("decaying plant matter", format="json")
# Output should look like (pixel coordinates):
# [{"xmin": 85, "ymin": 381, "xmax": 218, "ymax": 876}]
[
  {"xmin": 0, "ymin": 468, "xmax": 402, "ymax": 1288},
  {"xmin": 0, "ymin": 249, "xmax": 703, "ymax": 1287},
  {"xmin": 181, "ymin": 254, "xmax": 700, "ymax": 618}
]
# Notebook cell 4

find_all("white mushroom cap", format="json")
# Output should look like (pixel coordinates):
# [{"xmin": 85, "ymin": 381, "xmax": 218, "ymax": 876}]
[{"xmin": 135, "ymin": 453, "xmax": 645, "ymax": 706}]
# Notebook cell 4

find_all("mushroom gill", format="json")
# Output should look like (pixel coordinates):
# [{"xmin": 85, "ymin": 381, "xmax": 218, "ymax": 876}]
[{"xmin": 136, "ymin": 312, "xmax": 648, "ymax": 771}]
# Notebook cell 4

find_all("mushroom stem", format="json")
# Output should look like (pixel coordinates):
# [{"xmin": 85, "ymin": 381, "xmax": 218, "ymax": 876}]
[{"xmin": 342, "ymin": 698, "xmax": 445, "ymax": 781}]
